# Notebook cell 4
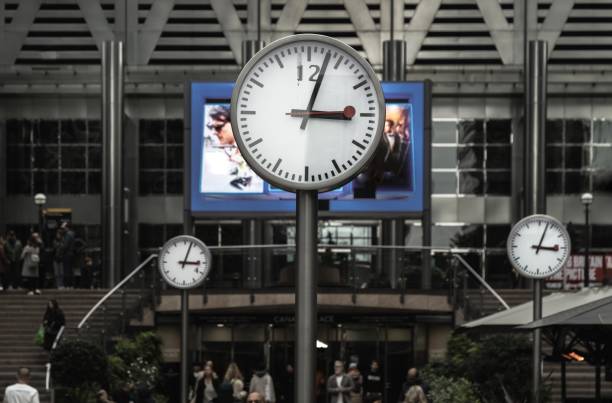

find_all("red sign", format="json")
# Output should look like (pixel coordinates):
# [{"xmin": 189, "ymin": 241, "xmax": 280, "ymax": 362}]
[{"xmin": 545, "ymin": 255, "xmax": 611, "ymax": 290}]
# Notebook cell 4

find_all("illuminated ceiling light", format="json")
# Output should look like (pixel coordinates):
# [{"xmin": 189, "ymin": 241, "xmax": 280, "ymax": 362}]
[{"xmin": 316, "ymin": 340, "xmax": 328, "ymax": 349}]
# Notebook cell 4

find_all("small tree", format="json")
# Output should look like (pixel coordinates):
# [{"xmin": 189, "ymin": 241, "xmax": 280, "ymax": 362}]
[{"xmin": 50, "ymin": 339, "xmax": 108, "ymax": 403}]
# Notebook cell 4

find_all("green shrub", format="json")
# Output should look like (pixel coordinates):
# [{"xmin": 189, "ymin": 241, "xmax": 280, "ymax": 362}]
[{"xmin": 50, "ymin": 339, "xmax": 108, "ymax": 403}]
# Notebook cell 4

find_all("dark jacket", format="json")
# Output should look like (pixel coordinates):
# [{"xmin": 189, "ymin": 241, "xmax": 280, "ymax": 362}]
[
  {"xmin": 364, "ymin": 370, "xmax": 384, "ymax": 396},
  {"xmin": 196, "ymin": 376, "xmax": 220, "ymax": 403},
  {"xmin": 326, "ymin": 374, "xmax": 353, "ymax": 403},
  {"xmin": 0, "ymin": 245, "xmax": 8, "ymax": 273},
  {"xmin": 43, "ymin": 308, "xmax": 66, "ymax": 334},
  {"xmin": 5, "ymin": 239, "xmax": 23, "ymax": 264}
]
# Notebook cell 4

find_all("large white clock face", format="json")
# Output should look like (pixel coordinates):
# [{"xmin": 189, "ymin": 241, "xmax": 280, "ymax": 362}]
[
  {"xmin": 231, "ymin": 34, "xmax": 385, "ymax": 192},
  {"xmin": 507, "ymin": 215, "xmax": 571, "ymax": 279},
  {"xmin": 159, "ymin": 235, "xmax": 211, "ymax": 289}
]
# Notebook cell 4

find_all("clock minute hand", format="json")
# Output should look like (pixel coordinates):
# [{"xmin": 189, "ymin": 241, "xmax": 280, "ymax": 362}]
[
  {"xmin": 181, "ymin": 242, "xmax": 193, "ymax": 269},
  {"xmin": 535, "ymin": 222, "xmax": 549, "ymax": 255},
  {"xmin": 300, "ymin": 51, "xmax": 332, "ymax": 130}
]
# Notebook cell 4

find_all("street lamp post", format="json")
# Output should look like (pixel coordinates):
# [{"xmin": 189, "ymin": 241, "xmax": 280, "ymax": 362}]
[
  {"xmin": 581, "ymin": 193, "xmax": 593, "ymax": 287},
  {"xmin": 34, "ymin": 193, "xmax": 47, "ymax": 238}
]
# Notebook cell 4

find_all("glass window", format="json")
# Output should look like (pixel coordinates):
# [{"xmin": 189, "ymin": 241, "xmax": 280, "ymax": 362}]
[
  {"xmin": 546, "ymin": 172, "xmax": 563, "ymax": 194},
  {"xmin": 457, "ymin": 146, "xmax": 483, "ymax": 169},
  {"xmin": 486, "ymin": 145, "xmax": 511, "ymax": 169},
  {"xmin": 546, "ymin": 120, "xmax": 564, "ymax": 144},
  {"xmin": 432, "ymin": 146, "xmax": 456, "ymax": 169},
  {"xmin": 432, "ymin": 172, "xmax": 456, "ymax": 194},
  {"xmin": 432, "ymin": 120, "xmax": 456, "ymax": 143},
  {"xmin": 459, "ymin": 171, "xmax": 484, "ymax": 194},
  {"xmin": 138, "ymin": 119, "xmax": 184, "ymax": 195},
  {"xmin": 593, "ymin": 119, "xmax": 612, "ymax": 143},
  {"xmin": 565, "ymin": 119, "xmax": 590, "ymax": 143},
  {"xmin": 546, "ymin": 146, "xmax": 563, "ymax": 169},
  {"xmin": 486, "ymin": 119, "xmax": 511, "ymax": 143},
  {"xmin": 485, "ymin": 171, "xmax": 510, "ymax": 195},
  {"xmin": 451, "ymin": 225, "xmax": 484, "ymax": 248},
  {"xmin": 5, "ymin": 119, "xmax": 102, "ymax": 195},
  {"xmin": 458, "ymin": 120, "xmax": 484, "ymax": 144}
]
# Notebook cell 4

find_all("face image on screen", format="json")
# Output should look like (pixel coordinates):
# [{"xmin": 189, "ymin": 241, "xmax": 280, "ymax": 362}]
[
  {"xmin": 350, "ymin": 103, "xmax": 413, "ymax": 199},
  {"xmin": 201, "ymin": 104, "xmax": 265, "ymax": 194}
]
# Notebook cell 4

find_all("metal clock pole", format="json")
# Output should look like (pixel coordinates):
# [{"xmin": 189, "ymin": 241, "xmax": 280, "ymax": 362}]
[
  {"xmin": 526, "ymin": 40, "xmax": 547, "ymax": 403},
  {"xmin": 180, "ymin": 289, "xmax": 189, "ymax": 403},
  {"xmin": 296, "ymin": 189, "xmax": 318, "ymax": 403}
]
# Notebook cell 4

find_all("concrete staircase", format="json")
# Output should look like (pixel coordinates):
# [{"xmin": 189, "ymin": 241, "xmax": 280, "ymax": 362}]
[
  {"xmin": 464, "ymin": 288, "xmax": 539, "ymax": 319},
  {"xmin": 0, "ymin": 289, "xmax": 145, "ymax": 403}
]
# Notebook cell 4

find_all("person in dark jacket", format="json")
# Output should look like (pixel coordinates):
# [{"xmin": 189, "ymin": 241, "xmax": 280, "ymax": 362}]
[
  {"xmin": 278, "ymin": 364, "xmax": 294, "ymax": 403},
  {"xmin": 397, "ymin": 368, "xmax": 429, "ymax": 403},
  {"xmin": 196, "ymin": 364, "xmax": 220, "ymax": 403},
  {"xmin": 327, "ymin": 361, "xmax": 354, "ymax": 403},
  {"xmin": 58, "ymin": 222, "xmax": 76, "ymax": 288},
  {"xmin": 0, "ymin": 235, "xmax": 9, "ymax": 291},
  {"xmin": 4, "ymin": 230, "xmax": 23, "ymax": 289},
  {"xmin": 42, "ymin": 299, "xmax": 65, "ymax": 350},
  {"xmin": 364, "ymin": 360, "xmax": 383, "ymax": 403}
]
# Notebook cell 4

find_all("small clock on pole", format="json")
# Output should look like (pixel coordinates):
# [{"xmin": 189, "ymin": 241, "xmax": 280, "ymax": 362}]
[
  {"xmin": 159, "ymin": 235, "xmax": 211, "ymax": 403},
  {"xmin": 159, "ymin": 235, "xmax": 211, "ymax": 289},
  {"xmin": 507, "ymin": 214, "xmax": 571, "ymax": 279}
]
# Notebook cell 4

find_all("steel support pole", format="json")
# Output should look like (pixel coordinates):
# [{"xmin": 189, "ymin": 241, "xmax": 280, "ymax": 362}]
[
  {"xmin": 295, "ymin": 190, "xmax": 318, "ymax": 403},
  {"xmin": 181, "ymin": 289, "xmax": 189, "ymax": 403},
  {"xmin": 526, "ymin": 40, "xmax": 547, "ymax": 403},
  {"xmin": 101, "ymin": 40, "xmax": 123, "ymax": 287},
  {"xmin": 584, "ymin": 204, "xmax": 590, "ymax": 287},
  {"xmin": 382, "ymin": 38, "xmax": 407, "ymax": 289}
]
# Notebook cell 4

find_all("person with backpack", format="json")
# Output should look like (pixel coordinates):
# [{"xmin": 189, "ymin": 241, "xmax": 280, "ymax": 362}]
[{"xmin": 21, "ymin": 233, "xmax": 42, "ymax": 295}]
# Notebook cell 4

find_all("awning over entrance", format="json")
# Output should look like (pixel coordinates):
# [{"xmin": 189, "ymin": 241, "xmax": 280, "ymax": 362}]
[{"xmin": 461, "ymin": 287, "xmax": 612, "ymax": 330}]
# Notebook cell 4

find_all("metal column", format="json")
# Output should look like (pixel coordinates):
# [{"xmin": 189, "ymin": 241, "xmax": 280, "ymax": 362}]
[
  {"xmin": 101, "ymin": 40, "xmax": 124, "ymax": 287},
  {"xmin": 180, "ymin": 289, "xmax": 189, "ymax": 403},
  {"xmin": 526, "ymin": 40, "xmax": 548, "ymax": 403},
  {"xmin": 295, "ymin": 190, "xmax": 318, "ymax": 403},
  {"xmin": 382, "ymin": 34, "xmax": 407, "ymax": 289}
]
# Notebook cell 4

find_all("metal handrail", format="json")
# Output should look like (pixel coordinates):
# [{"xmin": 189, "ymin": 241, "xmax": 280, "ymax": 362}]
[
  {"xmin": 453, "ymin": 253, "xmax": 510, "ymax": 310},
  {"xmin": 77, "ymin": 254, "xmax": 158, "ymax": 330},
  {"xmin": 45, "ymin": 325, "xmax": 65, "ymax": 391}
]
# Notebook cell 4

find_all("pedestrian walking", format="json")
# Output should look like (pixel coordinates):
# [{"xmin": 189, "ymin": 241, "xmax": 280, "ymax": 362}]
[
  {"xmin": 4, "ymin": 230, "xmax": 23, "ymax": 289},
  {"xmin": 218, "ymin": 362, "xmax": 246, "ymax": 403},
  {"xmin": 403, "ymin": 385, "xmax": 427, "ymax": 403},
  {"xmin": 52, "ymin": 229, "xmax": 65, "ymax": 289},
  {"xmin": 278, "ymin": 364, "xmax": 294, "ymax": 403},
  {"xmin": 21, "ymin": 233, "xmax": 41, "ymax": 295},
  {"xmin": 398, "ymin": 368, "xmax": 429, "ymax": 403},
  {"xmin": 326, "ymin": 361, "xmax": 354, "ymax": 403},
  {"xmin": 42, "ymin": 299, "xmax": 65, "ymax": 351},
  {"xmin": 3, "ymin": 367, "xmax": 40, "ymax": 403},
  {"xmin": 249, "ymin": 364, "xmax": 275, "ymax": 403},
  {"xmin": 195, "ymin": 364, "xmax": 219, "ymax": 403},
  {"xmin": 364, "ymin": 360, "xmax": 383, "ymax": 403},
  {"xmin": 0, "ymin": 235, "xmax": 9, "ymax": 291},
  {"xmin": 58, "ymin": 222, "xmax": 76, "ymax": 288},
  {"xmin": 348, "ymin": 363, "xmax": 363, "ymax": 403}
]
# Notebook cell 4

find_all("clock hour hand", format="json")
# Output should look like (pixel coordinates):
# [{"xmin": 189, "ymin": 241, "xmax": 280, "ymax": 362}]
[
  {"xmin": 530, "ymin": 245, "xmax": 559, "ymax": 252},
  {"xmin": 300, "ymin": 51, "xmax": 331, "ymax": 130},
  {"xmin": 287, "ymin": 106, "xmax": 355, "ymax": 120}
]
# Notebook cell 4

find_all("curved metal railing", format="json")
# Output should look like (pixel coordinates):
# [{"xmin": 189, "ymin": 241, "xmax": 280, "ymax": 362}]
[{"xmin": 77, "ymin": 253, "xmax": 158, "ymax": 330}]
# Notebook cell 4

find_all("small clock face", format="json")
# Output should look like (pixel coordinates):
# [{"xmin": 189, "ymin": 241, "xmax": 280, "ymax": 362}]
[
  {"xmin": 159, "ymin": 235, "xmax": 211, "ymax": 289},
  {"xmin": 507, "ymin": 215, "xmax": 571, "ymax": 279},
  {"xmin": 231, "ymin": 34, "xmax": 385, "ymax": 192}
]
